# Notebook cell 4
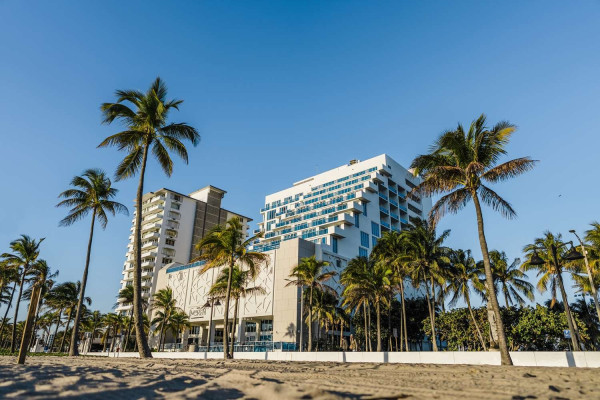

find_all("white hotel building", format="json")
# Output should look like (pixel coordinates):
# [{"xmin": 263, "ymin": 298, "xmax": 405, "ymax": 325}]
[
  {"xmin": 116, "ymin": 186, "xmax": 251, "ymax": 315},
  {"xmin": 151, "ymin": 155, "xmax": 430, "ymax": 350}
]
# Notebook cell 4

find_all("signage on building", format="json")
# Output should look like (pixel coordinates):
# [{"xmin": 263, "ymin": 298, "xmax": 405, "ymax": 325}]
[{"xmin": 189, "ymin": 307, "xmax": 207, "ymax": 319}]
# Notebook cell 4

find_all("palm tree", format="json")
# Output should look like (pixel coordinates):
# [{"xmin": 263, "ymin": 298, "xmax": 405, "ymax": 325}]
[
  {"xmin": 195, "ymin": 217, "xmax": 268, "ymax": 358},
  {"xmin": 371, "ymin": 231, "xmax": 410, "ymax": 351},
  {"xmin": 583, "ymin": 222, "xmax": 600, "ymax": 322},
  {"xmin": 57, "ymin": 168, "xmax": 128, "ymax": 356},
  {"xmin": 151, "ymin": 287, "xmax": 178, "ymax": 351},
  {"xmin": 0, "ymin": 261, "xmax": 19, "ymax": 346},
  {"xmin": 1, "ymin": 235, "xmax": 44, "ymax": 352},
  {"xmin": 47, "ymin": 281, "xmax": 91, "ymax": 353},
  {"xmin": 208, "ymin": 265, "xmax": 266, "ymax": 355},
  {"xmin": 311, "ymin": 287, "xmax": 338, "ymax": 350},
  {"xmin": 101, "ymin": 313, "xmax": 123, "ymax": 352},
  {"xmin": 342, "ymin": 257, "xmax": 392, "ymax": 352},
  {"xmin": 445, "ymin": 249, "xmax": 487, "ymax": 350},
  {"xmin": 411, "ymin": 114, "xmax": 537, "ymax": 364},
  {"xmin": 168, "ymin": 310, "xmax": 190, "ymax": 349},
  {"xmin": 286, "ymin": 255, "xmax": 335, "ymax": 352},
  {"xmin": 487, "ymin": 250, "xmax": 534, "ymax": 307},
  {"xmin": 82, "ymin": 310, "xmax": 104, "ymax": 352},
  {"xmin": 22, "ymin": 260, "xmax": 58, "ymax": 349},
  {"xmin": 523, "ymin": 231, "xmax": 582, "ymax": 351},
  {"xmin": 99, "ymin": 77, "xmax": 200, "ymax": 358},
  {"xmin": 117, "ymin": 285, "xmax": 135, "ymax": 351},
  {"xmin": 401, "ymin": 219, "xmax": 450, "ymax": 351}
]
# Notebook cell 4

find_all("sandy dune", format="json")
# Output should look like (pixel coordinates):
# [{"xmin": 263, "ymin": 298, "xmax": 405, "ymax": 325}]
[{"xmin": 0, "ymin": 355, "xmax": 597, "ymax": 399}]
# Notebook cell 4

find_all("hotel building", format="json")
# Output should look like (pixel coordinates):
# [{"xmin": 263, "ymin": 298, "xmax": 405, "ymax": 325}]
[
  {"xmin": 151, "ymin": 155, "xmax": 431, "ymax": 350},
  {"xmin": 115, "ymin": 185, "xmax": 251, "ymax": 315}
]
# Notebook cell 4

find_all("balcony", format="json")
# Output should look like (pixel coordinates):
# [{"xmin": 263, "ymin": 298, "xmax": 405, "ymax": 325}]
[
  {"xmin": 141, "ymin": 260, "xmax": 155, "ymax": 268},
  {"xmin": 400, "ymin": 217, "xmax": 409, "ymax": 224},
  {"xmin": 381, "ymin": 221, "xmax": 391, "ymax": 229},
  {"xmin": 346, "ymin": 201, "xmax": 363, "ymax": 213},
  {"xmin": 379, "ymin": 206, "xmax": 389, "ymax": 216},
  {"xmin": 143, "ymin": 213, "xmax": 163, "ymax": 224},
  {"xmin": 142, "ymin": 222, "xmax": 162, "ymax": 232},
  {"xmin": 167, "ymin": 213, "xmax": 180, "ymax": 221},
  {"xmin": 371, "ymin": 172, "xmax": 385, "ymax": 183},
  {"xmin": 142, "ymin": 270, "xmax": 153, "ymax": 278},
  {"xmin": 390, "ymin": 212, "xmax": 399, "ymax": 221},
  {"xmin": 149, "ymin": 195, "xmax": 166, "ymax": 205},
  {"xmin": 143, "ymin": 204, "xmax": 164, "ymax": 215},
  {"xmin": 355, "ymin": 191, "xmax": 371, "ymax": 202},
  {"xmin": 364, "ymin": 182, "xmax": 378, "ymax": 193},
  {"xmin": 389, "ymin": 186, "xmax": 398, "ymax": 195},
  {"xmin": 389, "ymin": 199, "xmax": 399, "ymax": 208},
  {"xmin": 142, "ymin": 231, "xmax": 160, "ymax": 240},
  {"xmin": 142, "ymin": 241, "xmax": 158, "ymax": 250},
  {"xmin": 398, "ymin": 205, "xmax": 408, "ymax": 213},
  {"xmin": 141, "ymin": 250, "xmax": 157, "ymax": 258},
  {"xmin": 141, "ymin": 280, "xmax": 152, "ymax": 288},
  {"xmin": 329, "ymin": 225, "xmax": 348, "ymax": 238},
  {"xmin": 378, "ymin": 192, "xmax": 388, "ymax": 201}
]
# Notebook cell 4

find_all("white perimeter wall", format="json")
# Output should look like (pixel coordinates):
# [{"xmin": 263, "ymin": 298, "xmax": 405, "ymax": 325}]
[{"xmin": 91, "ymin": 351, "xmax": 600, "ymax": 368}]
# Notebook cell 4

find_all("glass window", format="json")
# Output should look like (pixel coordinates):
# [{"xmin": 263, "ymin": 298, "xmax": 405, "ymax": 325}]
[
  {"xmin": 372, "ymin": 236, "xmax": 378, "ymax": 247},
  {"xmin": 332, "ymin": 237, "xmax": 338, "ymax": 253},
  {"xmin": 260, "ymin": 319, "xmax": 273, "ymax": 332},
  {"xmin": 354, "ymin": 213, "xmax": 360, "ymax": 228},
  {"xmin": 359, "ymin": 247, "xmax": 368, "ymax": 258},
  {"xmin": 360, "ymin": 231, "xmax": 370, "ymax": 248},
  {"xmin": 371, "ymin": 222, "xmax": 380, "ymax": 237},
  {"xmin": 362, "ymin": 202, "xmax": 367, "ymax": 216}
]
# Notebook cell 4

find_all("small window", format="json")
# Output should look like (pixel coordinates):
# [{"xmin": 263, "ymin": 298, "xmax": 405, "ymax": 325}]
[
  {"xmin": 354, "ymin": 214, "xmax": 360, "ymax": 228},
  {"xmin": 360, "ymin": 231, "xmax": 370, "ymax": 248},
  {"xmin": 359, "ymin": 247, "xmax": 368, "ymax": 257},
  {"xmin": 332, "ymin": 237, "xmax": 338, "ymax": 254},
  {"xmin": 362, "ymin": 202, "xmax": 367, "ymax": 216},
  {"xmin": 371, "ymin": 222, "xmax": 380, "ymax": 237},
  {"xmin": 165, "ymin": 238, "xmax": 175, "ymax": 246}
]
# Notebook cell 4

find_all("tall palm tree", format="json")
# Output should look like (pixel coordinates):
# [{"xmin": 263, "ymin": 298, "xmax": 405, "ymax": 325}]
[
  {"xmin": 0, "ymin": 261, "xmax": 19, "ymax": 346},
  {"xmin": 411, "ymin": 114, "xmax": 537, "ymax": 364},
  {"xmin": 311, "ymin": 287, "xmax": 338, "ymax": 350},
  {"xmin": 101, "ymin": 313, "xmax": 124, "ymax": 352},
  {"xmin": 340, "ymin": 257, "xmax": 373, "ymax": 351},
  {"xmin": 487, "ymin": 250, "xmax": 534, "ymax": 307},
  {"xmin": 22, "ymin": 260, "xmax": 58, "ymax": 349},
  {"xmin": 371, "ymin": 231, "xmax": 410, "ymax": 351},
  {"xmin": 151, "ymin": 287, "xmax": 178, "ymax": 351},
  {"xmin": 117, "ymin": 285, "xmax": 135, "ymax": 351},
  {"xmin": 17, "ymin": 259, "xmax": 54, "ymax": 363},
  {"xmin": 401, "ymin": 219, "xmax": 450, "ymax": 351},
  {"xmin": 195, "ymin": 217, "xmax": 268, "ymax": 358},
  {"xmin": 286, "ymin": 255, "xmax": 335, "ymax": 352},
  {"xmin": 57, "ymin": 168, "xmax": 128, "ymax": 356},
  {"xmin": 445, "ymin": 249, "xmax": 487, "ymax": 350},
  {"xmin": 82, "ymin": 310, "xmax": 104, "ymax": 352},
  {"xmin": 208, "ymin": 265, "xmax": 266, "ymax": 355},
  {"xmin": 47, "ymin": 281, "xmax": 91, "ymax": 353},
  {"xmin": 342, "ymin": 257, "xmax": 392, "ymax": 352},
  {"xmin": 1, "ymin": 235, "xmax": 44, "ymax": 352},
  {"xmin": 583, "ymin": 222, "xmax": 600, "ymax": 322},
  {"xmin": 99, "ymin": 77, "xmax": 200, "ymax": 358},
  {"xmin": 523, "ymin": 231, "xmax": 582, "ymax": 351},
  {"xmin": 168, "ymin": 310, "xmax": 190, "ymax": 349}
]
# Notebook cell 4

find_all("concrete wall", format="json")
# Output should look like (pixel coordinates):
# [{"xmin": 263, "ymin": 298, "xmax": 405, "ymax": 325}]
[{"xmin": 91, "ymin": 351, "xmax": 600, "ymax": 368}]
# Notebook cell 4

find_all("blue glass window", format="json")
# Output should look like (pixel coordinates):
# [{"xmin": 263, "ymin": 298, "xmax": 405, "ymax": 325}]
[
  {"xmin": 359, "ymin": 247, "xmax": 368, "ymax": 258},
  {"xmin": 267, "ymin": 210, "xmax": 276, "ymax": 220},
  {"xmin": 360, "ymin": 231, "xmax": 370, "ymax": 248},
  {"xmin": 332, "ymin": 237, "xmax": 338, "ymax": 253},
  {"xmin": 371, "ymin": 222, "xmax": 380, "ymax": 237},
  {"xmin": 362, "ymin": 202, "xmax": 367, "ymax": 216},
  {"xmin": 372, "ymin": 236, "xmax": 378, "ymax": 247},
  {"xmin": 354, "ymin": 213, "xmax": 360, "ymax": 228}
]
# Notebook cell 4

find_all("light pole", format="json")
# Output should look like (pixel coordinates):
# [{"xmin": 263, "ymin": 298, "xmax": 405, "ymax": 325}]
[
  {"xmin": 203, "ymin": 297, "xmax": 221, "ymax": 353},
  {"xmin": 528, "ymin": 241, "xmax": 584, "ymax": 351},
  {"xmin": 570, "ymin": 229, "xmax": 600, "ymax": 321}
]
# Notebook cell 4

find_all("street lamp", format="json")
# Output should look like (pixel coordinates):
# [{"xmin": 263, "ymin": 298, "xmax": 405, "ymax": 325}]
[
  {"xmin": 570, "ymin": 229, "xmax": 600, "ymax": 321},
  {"xmin": 527, "ymin": 240, "xmax": 583, "ymax": 351},
  {"xmin": 203, "ymin": 297, "xmax": 221, "ymax": 352}
]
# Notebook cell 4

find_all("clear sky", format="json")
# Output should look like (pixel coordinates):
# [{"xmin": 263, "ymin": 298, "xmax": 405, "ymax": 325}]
[{"xmin": 1, "ymin": 1, "xmax": 599, "ymax": 313}]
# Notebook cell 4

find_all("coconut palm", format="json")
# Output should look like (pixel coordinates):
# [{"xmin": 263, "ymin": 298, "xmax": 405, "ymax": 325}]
[
  {"xmin": 445, "ymin": 249, "xmax": 487, "ymax": 350},
  {"xmin": 195, "ymin": 217, "xmax": 268, "ymax": 358},
  {"xmin": 0, "ymin": 261, "xmax": 20, "ymax": 346},
  {"xmin": 401, "ymin": 219, "xmax": 450, "ymax": 351},
  {"xmin": 583, "ymin": 222, "xmax": 600, "ymax": 321},
  {"xmin": 168, "ymin": 310, "xmax": 190, "ymax": 348},
  {"xmin": 151, "ymin": 287, "xmax": 178, "ymax": 351},
  {"xmin": 371, "ymin": 231, "xmax": 410, "ymax": 351},
  {"xmin": 99, "ymin": 77, "xmax": 200, "ymax": 358},
  {"xmin": 523, "ymin": 231, "xmax": 582, "ymax": 351},
  {"xmin": 208, "ymin": 265, "xmax": 266, "ymax": 355},
  {"xmin": 57, "ymin": 168, "xmax": 128, "ymax": 356},
  {"xmin": 286, "ymin": 255, "xmax": 335, "ymax": 352},
  {"xmin": 22, "ymin": 260, "xmax": 58, "ymax": 350},
  {"xmin": 46, "ymin": 281, "xmax": 91, "ymax": 353},
  {"xmin": 411, "ymin": 114, "xmax": 537, "ymax": 364},
  {"xmin": 342, "ymin": 257, "xmax": 392, "ymax": 352},
  {"xmin": 340, "ymin": 256, "xmax": 373, "ymax": 351},
  {"xmin": 101, "ymin": 313, "xmax": 124, "ymax": 352},
  {"xmin": 311, "ymin": 287, "xmax": 338, "ymax": 350},
  {"xmin": 82, "ymin": 310, "xmax": 104, "ymax": 351},
  {"xmin": 117, "ymin": 285, "xmax": 135, "ymax": 351},
  {"xmin": 487, "ymin": 250, "xmax": 534, "ymax": 307},
  {"xmin": 1, "ymin": 235, "xmax": 44, "ymax": 352}
]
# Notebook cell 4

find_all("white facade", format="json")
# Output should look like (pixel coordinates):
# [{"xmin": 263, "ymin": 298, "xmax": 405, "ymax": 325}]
[
  {"xmin": 116, "ymin": 186, "xmax": 251, "ymax": 315},
  {"xmin": 255, "ymin": 154, "xmax": 432, "ymax": 262}
]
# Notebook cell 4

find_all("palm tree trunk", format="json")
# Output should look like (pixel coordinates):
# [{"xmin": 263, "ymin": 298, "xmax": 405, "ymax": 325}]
[
  {"xmin": 308, "ymin": 287, "xmax": 314, "ymax": 352},
  {"xmin": 423, "ymin": 278, "xmax": 438, "ymax": 351},
  {"xmin": 387, "ymin": 294, "xmax": 392, "ymax": 351},
  {"xmin": 60, "ymin": 310, "xmax": 73, "ymax": 353},
  {"xmin": 11, "ymin": 267, "xmax": 28, "ymax": 353},
  {"xmin": 29, "ymin": 293, "xmax": 44, "ymax": 349},
  {"xmin": 400, "ymin": 281, "xmax": 408, "ymax": 352},
  {"xmin": 51, "ymin": 308, "xmax": 63, "ymax": 352},
  {"xmin": 69, "ymin": 209, "xmax": 96, "ymax": 356},
  {"xmin": 465, "ymin": 292, "xmax": 487, "ymax": 351},
  {"xmin": 18, "ymin": 285, "xmax": 42, "ymax": 364},
  {"xmin": 472, "ymin": 192, "xmax": 512, "ymax": 365},
  {"xmin": 102, "ymin": 327, "xmax": 110, "ymax": 352},
  {"xmin": 367, "ymin": 302, "xmax": 373, "ymax": 351},
  {"xmin": 222, "ymin": 258, "xmax": 234, "ymax": 359},
  {"xmin": 504, "ymin": 287, "xmax": 510, "ymax": 308},
  {"xmin": 339, "ymin": 320, "xmax": 344, "ymax": 349},
  {"xmin": 124, "ymin": 309, "xmax": 133, "ymax": 352},
  {"xmin": 0, "ymin": 282, "xmax": 16, "ymax": 345},
  {"xmin": 376, "ymin": 301, "xmax": 382, "ymax": 352},
  {"xmin": 133, "ymin": 141, "xmax": 152, "ymax": 358},
  {"xmin": 230, "ymin": 298, "xmax": 239, "ymax": 356},
  {"xmin": 362, "ymin": 302, "xmax": 368, "ymax": 351},
  {"xmin": 556, "ymin": 269, "xmax": 581, "ymax": 351}
]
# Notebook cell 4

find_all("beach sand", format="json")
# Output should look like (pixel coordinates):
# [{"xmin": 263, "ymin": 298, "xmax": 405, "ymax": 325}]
[{"xmin": 0, "ymin": 355, "xmax": 597, "ymax": 399}]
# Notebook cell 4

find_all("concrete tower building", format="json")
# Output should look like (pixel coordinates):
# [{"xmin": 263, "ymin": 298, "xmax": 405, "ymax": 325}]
[{"xmin": 115, "ymin": 185, "xmax": 251, "ymax": 315}]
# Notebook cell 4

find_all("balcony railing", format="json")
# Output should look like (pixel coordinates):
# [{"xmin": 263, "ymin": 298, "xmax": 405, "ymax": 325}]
[
  {"xmin": 378, "ymin": 192, "xmax": 388, "ymax": 201},
  {"xmin": 379, "ymin": 206, "xmax": 389, "ymax": 215}
]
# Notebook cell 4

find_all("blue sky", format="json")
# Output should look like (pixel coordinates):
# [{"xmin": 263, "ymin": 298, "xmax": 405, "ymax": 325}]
[{"xmin": 1, "ymin": 1, "xmax": 599, "ymax": 313}]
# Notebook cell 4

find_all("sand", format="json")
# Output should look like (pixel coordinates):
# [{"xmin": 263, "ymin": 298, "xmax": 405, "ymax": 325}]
[{"xmin": 0, "ymin": 355, "xmax": 597, "ymax": 399}]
